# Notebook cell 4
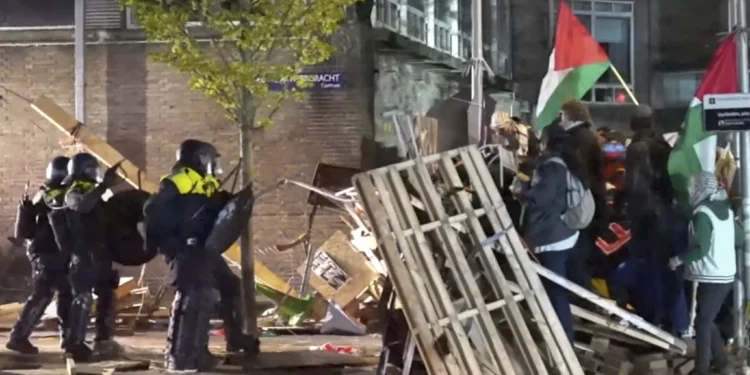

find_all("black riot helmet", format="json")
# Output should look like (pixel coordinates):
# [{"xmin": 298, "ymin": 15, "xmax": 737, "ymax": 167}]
[
  {"xmin": 45, "ymin": 156, "xmax": 70, "ymax": 186},
  {"xmin": 67, "ymin": 152, "xmax": 102, "ymax": 182},
  {"xmin": 176, "ymin": 139, "xmax": 222, "ymax": 176}
]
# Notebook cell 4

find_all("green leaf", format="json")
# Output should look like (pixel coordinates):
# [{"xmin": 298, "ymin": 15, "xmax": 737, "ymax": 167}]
[{"xmin": 118, "ymin": 0, "xmax": 360, "ymax": 128}]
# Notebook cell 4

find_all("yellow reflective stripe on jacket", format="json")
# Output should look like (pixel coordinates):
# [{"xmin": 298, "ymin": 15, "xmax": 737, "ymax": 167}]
[
  {"xmin": 45, "ymin": 188, "xmax": 64, "ymax": 200},
  {"xmin": 160, "ymin": 167, "xmax": 218, "ymax": 197},
  {"xmin": 67, "ymin": 180, "xmax": 96, "ymax": 194}
]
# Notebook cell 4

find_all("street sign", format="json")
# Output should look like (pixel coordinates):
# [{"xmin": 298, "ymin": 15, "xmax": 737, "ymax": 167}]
[
  {"xmin": 703, "ymin": 93, "xmax": 750, "ymax": 132},
  {"xmin": 268, "ymin": 72, "xmax": 347, "ymax": 91}
]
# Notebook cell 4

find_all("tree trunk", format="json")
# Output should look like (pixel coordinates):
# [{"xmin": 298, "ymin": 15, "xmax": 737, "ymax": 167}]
[{"xmin": 238, "ymin": 84, "xmax": 257, "ymax": 341}]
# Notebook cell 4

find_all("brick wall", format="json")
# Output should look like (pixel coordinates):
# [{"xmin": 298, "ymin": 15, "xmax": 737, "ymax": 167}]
[{"xmin": 0, "ymin": 23, "xmax": 374, "ymax": 290}]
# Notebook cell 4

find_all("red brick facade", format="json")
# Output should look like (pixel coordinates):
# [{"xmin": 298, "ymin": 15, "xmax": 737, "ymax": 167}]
[{"xmin": 0, "ymin": 25, "xmax": 374, "ymax": 288}]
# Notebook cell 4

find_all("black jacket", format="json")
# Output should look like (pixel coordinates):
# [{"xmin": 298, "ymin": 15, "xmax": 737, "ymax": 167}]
[
  {"xmin": 520, "ymin": 153, "xmax": 577, "ymax": 249},
  {"xmin": 629, "ymin": 130, "xmax": 673, "ymax": 204},
  {"xmin": 62, "ymin": 177, "xmax": 108, "ymax": 259},
  {"xmin": 25, "ymin": 186, "xmax": 65, "ymax": 257},
  {"xmin": 143, "ymin": 169, "xmax": 223, "ymax": 287}
]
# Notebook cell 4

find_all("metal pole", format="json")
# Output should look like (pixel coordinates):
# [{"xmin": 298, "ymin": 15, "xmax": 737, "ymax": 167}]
[
  {"xmin": 548, "ymin": 0, "xmax": 556, "ymax": 48},
  {"xmin": 74, "ymin": 0, "xmax": 85, "ymax": 122},
  {"xmin": 737, "ymin": 0, "xmax": 750, "ymax": 358},
  {"xmin": 468, "ymin": 0, "xmax": 484, "ymax": 145}
]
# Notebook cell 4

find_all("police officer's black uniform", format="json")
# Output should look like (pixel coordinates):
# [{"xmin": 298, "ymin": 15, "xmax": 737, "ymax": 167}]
[
  {"xmin": 144, "ymin": 140, "xmax": 227, "ymax": 371},
  {"xmin": 6, "ymin": 156, "xmax": 73, "ymax": 354},
  {"xmin": 48, "ymin": 153, "xmax": 118, "ymax": 360}
]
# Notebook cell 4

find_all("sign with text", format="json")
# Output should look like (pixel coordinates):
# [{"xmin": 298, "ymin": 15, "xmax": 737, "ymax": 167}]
[
  {"xmin": 703, "ymin": 93, "xmax": 750, "ymax": 132},
  {"xmin": 268, "ymin": 72, "xmax": 347, "ymax": 91}
]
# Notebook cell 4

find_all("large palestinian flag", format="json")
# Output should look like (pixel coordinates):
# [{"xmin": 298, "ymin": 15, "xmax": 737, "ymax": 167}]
[
  {"xmin": 667, "ymin": 34, "xmax": 738, "ymax": 206},
  {"xmin": 535, "ymin": 1, "xmax": 610, "ymax": 128}
]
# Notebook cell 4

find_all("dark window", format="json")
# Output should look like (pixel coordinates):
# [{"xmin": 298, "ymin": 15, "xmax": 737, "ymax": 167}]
[{"xmin": 0, "ymin": 0, "xmax": 75, "ymax": 28}]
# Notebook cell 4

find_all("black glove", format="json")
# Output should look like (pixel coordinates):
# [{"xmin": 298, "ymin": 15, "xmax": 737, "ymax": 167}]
[{"xmin": 101, "ymin": 162, "xmax": 122, "ymax": 188}]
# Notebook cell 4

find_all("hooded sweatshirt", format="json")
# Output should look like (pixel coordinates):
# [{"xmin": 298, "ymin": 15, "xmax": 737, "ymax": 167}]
[{"xmin": 681, "ymin": 171, "xmax": 745, "ymax": 283}]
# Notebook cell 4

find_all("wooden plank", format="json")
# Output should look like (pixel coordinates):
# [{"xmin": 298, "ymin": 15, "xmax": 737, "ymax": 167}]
[
  {"xmin": 402, "ymin": 162, "xmax": 512, "ymax": 374},
  {"xmin": 415, "ymin": 116, "xmax": 438, "ymax": 157},
  {"xmin": 354, "ymin": 174, "xmax": 453, "ymax": 375},
  {"xmin": 570, "ymin": 306, "xmax": 673, "ymax": 352},
  {"xmin": 534, "ymin": 263, "xmax": 687, "ymax": 354},
  {"xmin": 456, "ymin": 147, "xmax": 582, "ymax": 375},
  {"xmin": 436, "ymin": 294, "xmax": 525, "ymax": 327},
  {"xmin": 30, "ymin": 95, "xmax": 299, "ymax": 298},
  {"xmin": 377, "ymin": 168, "xmax": 485, "ymax": 375},
  {"xmin": 436, "ymin": 154, "xmax": 555, "ymax": 375}
]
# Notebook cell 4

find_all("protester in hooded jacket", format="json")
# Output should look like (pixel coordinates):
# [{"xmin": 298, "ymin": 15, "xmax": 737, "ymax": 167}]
[
  {"xmin": 511, "ymin": 122, "xmax": 588, "ymax": 341},
  {"xmin": 559, "ymin": 100, "xmax": 608, "ymax": 294},
  {"xmin": 629, "ymin": 104, "xmax": 673, "ymax": 204},
  {"xmin": 668, "ymin": 171, "xmax": 743, "ymax": 375}
]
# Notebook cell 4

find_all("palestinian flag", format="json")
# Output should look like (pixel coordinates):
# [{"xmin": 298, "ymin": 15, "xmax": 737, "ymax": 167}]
[
  {"xmin": 535, "ymin": 1, "xmax": 610, "ymax": 128},
  {"xmin": 667, "ymin": 34, "xmax": 738, "ymax": 206}
]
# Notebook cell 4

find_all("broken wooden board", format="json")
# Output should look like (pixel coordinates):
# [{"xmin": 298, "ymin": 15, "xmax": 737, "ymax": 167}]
[
  {"xmin": 535, "ymin": 263, "xmax": 687, "ymax": 355},
  {"xmin": 31, "ymin": 95, "xmax": 298, "ymax": 298},
  {"xmin": 296, "ymin": 230, "xmax": 379, "ymax": 309},
  {"xmin": 66, "ymin": 357, "xmax": 149, "ymax": 375}
]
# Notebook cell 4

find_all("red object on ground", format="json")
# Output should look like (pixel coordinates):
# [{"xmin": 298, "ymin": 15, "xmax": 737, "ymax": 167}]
[{"xmin": 318, "ymin": 342, "xmax": 356, "ymax": 355}]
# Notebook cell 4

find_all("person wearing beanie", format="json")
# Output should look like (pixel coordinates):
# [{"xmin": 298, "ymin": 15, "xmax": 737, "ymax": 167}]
[{"xmin": 668, "ymin": 171, "xmax": 743, "ymax": 375}]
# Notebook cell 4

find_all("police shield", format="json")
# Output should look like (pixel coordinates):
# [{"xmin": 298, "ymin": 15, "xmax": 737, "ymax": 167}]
[
  {"xmin": 204, "ymin": 184, "xmax": 256, "ymax": 254},
  {"xmin": 104, "ymin": 189, "xmax": 157, "ymax": 266}
]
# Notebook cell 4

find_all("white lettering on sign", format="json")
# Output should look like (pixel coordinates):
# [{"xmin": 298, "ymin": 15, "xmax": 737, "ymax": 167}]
[
  {"xmin": 278, "ymin": 73, "xmax": 341, "ymax": 83},
  {"xmin": 717, "ymin": 111, "xmax": 750, "ymax": 118}
]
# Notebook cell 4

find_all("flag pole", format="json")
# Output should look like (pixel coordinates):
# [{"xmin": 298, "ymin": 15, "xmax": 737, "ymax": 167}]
[
  {"xmin": 735, "ymin": 0, "xmax": 750, "ymax": 361},
  {"xmin": 608, "ymin": 65, "xmax": 639, "ymax": 105}
]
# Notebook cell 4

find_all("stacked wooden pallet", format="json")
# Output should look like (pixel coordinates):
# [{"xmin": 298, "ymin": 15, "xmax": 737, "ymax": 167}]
[{"xmin": 354, "ymin": 146, "xmax": 689, "ymax": 375}]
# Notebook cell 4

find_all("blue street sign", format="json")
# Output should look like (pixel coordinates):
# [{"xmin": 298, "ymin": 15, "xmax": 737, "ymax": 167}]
[{"xmin": 268, "ymin": 72, "xmax": 347, "ymax": 91}]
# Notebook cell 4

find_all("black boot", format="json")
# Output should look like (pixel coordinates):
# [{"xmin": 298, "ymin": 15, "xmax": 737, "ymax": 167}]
[
  {"xmin": 92, "ymin": 288, "xmax": 122, "ymax": 359},
  {"xmin": 57, "ymin": 288, "xmax": 72, "ymax": 349},
  {"xmin": 6, "ymin": 292, "xmax": 53, "ymax": 355},
  {"xmin": 63, "ymin": 291, "xmax": 93, "ymax": 362},
  {"xmin": 219, "ymin": 296, "xmax": 242, "ymax": 353}
]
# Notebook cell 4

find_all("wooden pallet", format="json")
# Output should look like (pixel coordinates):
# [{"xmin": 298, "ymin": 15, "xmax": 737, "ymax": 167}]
[{"xmin": 353, "ymin": 146, "xmax": 584, "ymax": 375}]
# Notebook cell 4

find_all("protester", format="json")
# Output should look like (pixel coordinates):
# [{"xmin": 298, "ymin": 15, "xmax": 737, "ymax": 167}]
[
  {"xmin": 559, "ymin": 100, "xmax": 608, "ymax": 293},
  {"xmin": 668, "ymin": 171, "xmax": 743, "ymax": 375},
  {"xmin": 628, "ymin": 104, "xmax": 673, "ymax": 204},
  {"xmin": 596, "ymin": 127, "xmax": 612, "ymax": 146},
  {"xmin": 511, "ymin": 122, "xmax": 589, "ymax": 341}
]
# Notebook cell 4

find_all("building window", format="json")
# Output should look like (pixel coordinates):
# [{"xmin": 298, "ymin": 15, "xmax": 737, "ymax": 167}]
[
  {"xmin": 571, "ymin": 0, "xmax": 634, "ymax": 104},
  {"xmin": 0, "ymin": 0, "xmax": 75, "ymax": 29},
  {"xmin": 661, "ymin": 71, "xmax": 703, "ymax": 107}
]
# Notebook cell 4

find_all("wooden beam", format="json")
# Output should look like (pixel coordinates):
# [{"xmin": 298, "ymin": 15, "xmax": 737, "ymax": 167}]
[{"xmin": 30, "ymin": 95, "xmax": 299, "ymax": 298}]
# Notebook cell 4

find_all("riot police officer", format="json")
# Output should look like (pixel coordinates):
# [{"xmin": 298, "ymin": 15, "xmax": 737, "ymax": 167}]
[
  {"xmin": 144, "ymin": 139, "xmax": 228, "ymax": 371},
  {"xmin": 49, "ymin": 153, "xmax": 119, "ymax": 360},
  {"xmin": 6, "ymin": 156, "xmax": 73, "ymax": 354}
]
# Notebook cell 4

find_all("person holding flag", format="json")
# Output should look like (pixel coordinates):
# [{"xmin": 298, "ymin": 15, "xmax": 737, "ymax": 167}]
[{"xmin": 666, "ymin": 34, "xmax": 743, "ymax": 375}]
